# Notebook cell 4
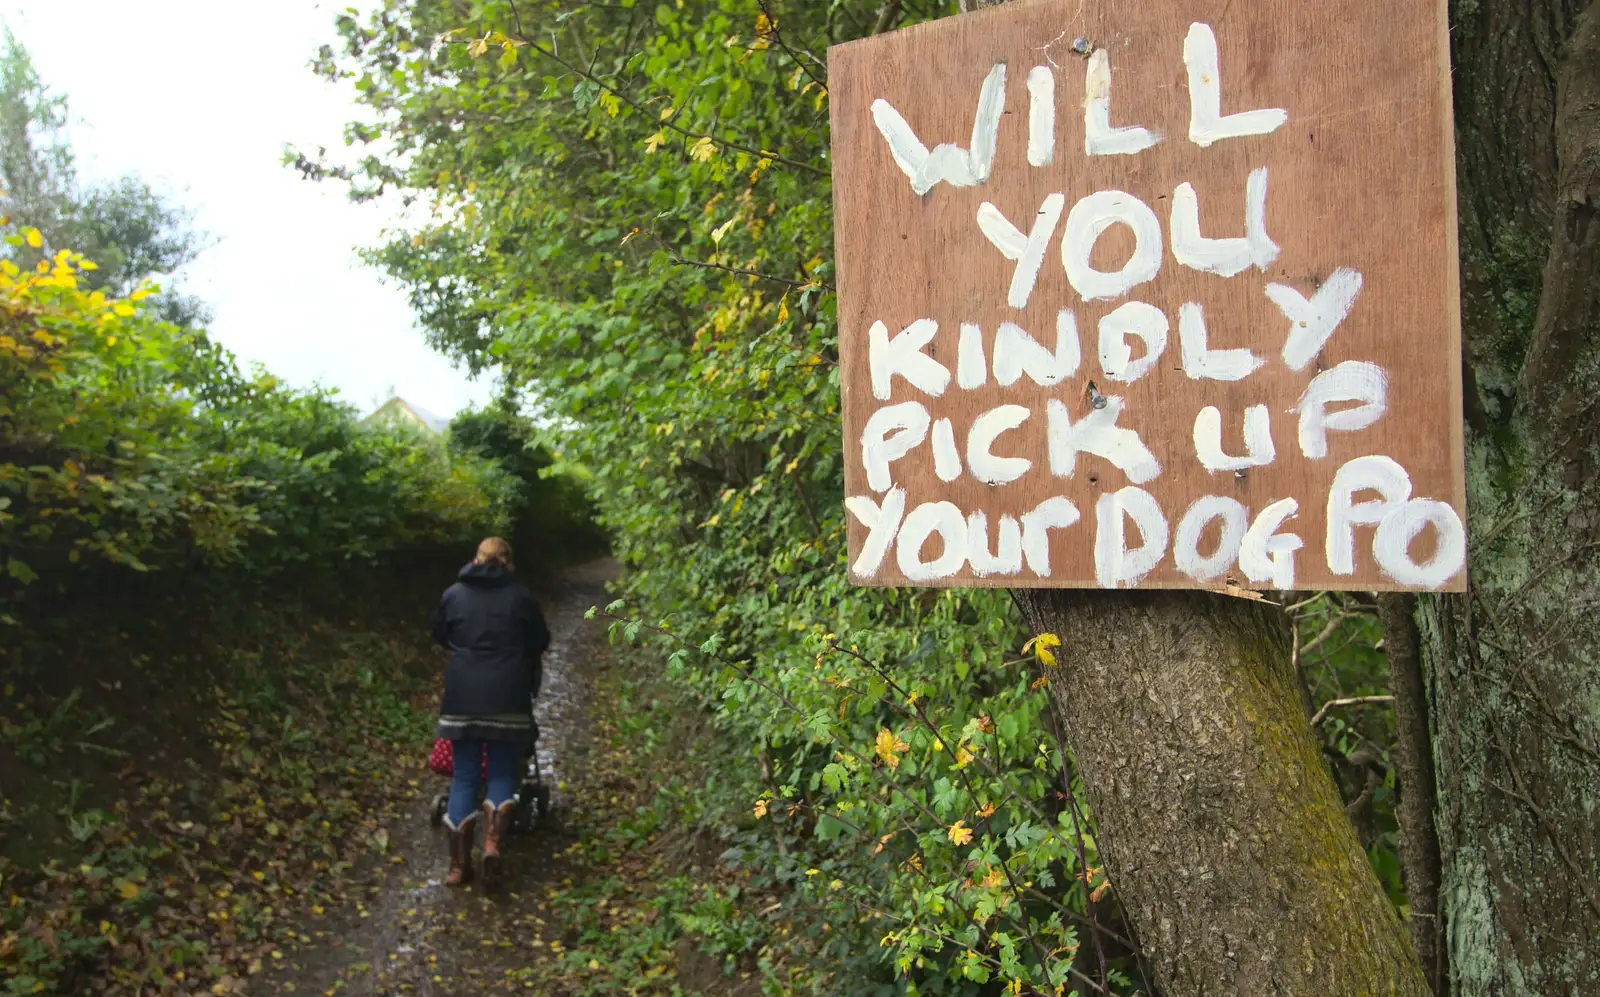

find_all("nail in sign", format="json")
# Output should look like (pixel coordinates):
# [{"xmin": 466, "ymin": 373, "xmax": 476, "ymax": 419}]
[{"xmin": 827, "ymin": 0, "xmax": 1465, "ymax": 591}]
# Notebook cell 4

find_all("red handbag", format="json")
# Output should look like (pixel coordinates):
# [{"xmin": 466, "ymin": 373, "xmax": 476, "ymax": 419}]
[{"xmin": 428, "ymin": 738, "xmax": 488, "ymax": 778}]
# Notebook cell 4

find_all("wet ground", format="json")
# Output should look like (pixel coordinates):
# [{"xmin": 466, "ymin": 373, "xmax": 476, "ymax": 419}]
[{"xmin": 255, "ymin": 559, "xmax": 620, "ymax": 997}]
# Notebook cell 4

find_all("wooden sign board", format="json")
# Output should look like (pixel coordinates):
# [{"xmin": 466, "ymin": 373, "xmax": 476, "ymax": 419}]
[{"xmin": 828, "ymin": 0, "xmax": 1465, "ymax": 591}]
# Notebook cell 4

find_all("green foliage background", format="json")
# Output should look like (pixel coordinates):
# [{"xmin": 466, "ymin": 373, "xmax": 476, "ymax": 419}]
[{"xmin": 305, "ymin": 3, "xmax": 1413, "ymax": 994}]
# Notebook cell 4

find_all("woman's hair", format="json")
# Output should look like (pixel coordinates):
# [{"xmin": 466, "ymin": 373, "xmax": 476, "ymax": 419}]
[{"xmin": 474, "ymin": 536, "xmax": 514, "ymax": 570}]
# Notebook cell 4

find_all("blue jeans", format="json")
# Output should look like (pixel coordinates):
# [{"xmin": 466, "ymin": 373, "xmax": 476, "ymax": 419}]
[{"xmin": 446, "ymin": 739, "xmax": 522, "ymax": 827}]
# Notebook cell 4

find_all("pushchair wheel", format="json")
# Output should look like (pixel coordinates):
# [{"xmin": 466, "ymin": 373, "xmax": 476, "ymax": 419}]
[{"xmin": 430, "ymin": 793, "xmax": 448, "ymax": 828}]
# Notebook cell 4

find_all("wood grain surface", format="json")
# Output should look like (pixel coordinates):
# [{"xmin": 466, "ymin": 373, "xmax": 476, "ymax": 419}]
[{"xmin": 828, "ymin": 0, "xmax": 1464, "ymax": 591}]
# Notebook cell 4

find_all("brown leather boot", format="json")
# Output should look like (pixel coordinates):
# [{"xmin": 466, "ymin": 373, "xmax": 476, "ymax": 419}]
[
  {"xmin": 480, "ymin": 800, "xmax": 515, "ymax": 882},
  {"xmin": 445, "ymin": 812, "xmax": 477, "ymax": 886}
]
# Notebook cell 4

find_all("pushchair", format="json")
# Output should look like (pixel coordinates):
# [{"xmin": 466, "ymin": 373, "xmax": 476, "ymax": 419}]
[{"xmin": 427, "ymin": 718, "xmax": 551, "ymax": 833}]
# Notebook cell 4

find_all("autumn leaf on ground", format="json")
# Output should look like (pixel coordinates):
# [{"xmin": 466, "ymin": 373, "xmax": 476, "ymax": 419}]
[
  {"xmin": 874, "ymin": 727, "xmax": 909, "ymax": 768},
  {"xmin": 947, "ymin": 820, "xmax": 973, "ymax": 846}
]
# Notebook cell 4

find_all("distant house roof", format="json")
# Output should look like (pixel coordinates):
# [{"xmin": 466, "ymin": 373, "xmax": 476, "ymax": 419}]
[{"xmin": 360, "ymin": 396, "xmax": 451, "ymax": 436}]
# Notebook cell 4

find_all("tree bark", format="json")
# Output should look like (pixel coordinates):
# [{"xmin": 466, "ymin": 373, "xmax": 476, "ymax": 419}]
[
  {"xmin": 945, "ymin": 0, "xmax": 1435, "ymax": 992},
  {"xmin": 1418, "ymin": 2, "xmax": 1600, "ymax": 993},
  {"xmin": 1016, "ymin": 590, "xmax": 1431, "ymax": 996}
]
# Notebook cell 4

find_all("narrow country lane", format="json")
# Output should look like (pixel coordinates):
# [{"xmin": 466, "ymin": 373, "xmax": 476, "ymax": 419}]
[{"xmin": 255, "ymin": 559, "xmax": 621, "ymax": 997}]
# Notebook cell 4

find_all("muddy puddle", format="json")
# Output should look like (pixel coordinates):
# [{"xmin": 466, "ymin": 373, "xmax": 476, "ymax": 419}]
[{"xmin": 255, "ymin": 558, "xmax": 620, "ymax": 997}]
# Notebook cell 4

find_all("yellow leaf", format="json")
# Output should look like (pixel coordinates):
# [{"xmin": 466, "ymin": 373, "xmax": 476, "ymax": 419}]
[
  {"xmin": 753, "ymin": 799, "xmax": 769, "ymax": 819},
  {"xmin": 468, "ymin": 36, "xmax": 489, "ymax": 57},
  {"xmin": 112, "ymin": 303, "xmax": 136, "ymax": 317},
  {"xmin": 23, "ymin": 228, "xmax": 41, "ymax": 248},
  {"xmin": 1021, "ymin": 632, "xmax": 1061, "ymax": 667},
  {"xmin": 874, "ymin": 728, "xmax": 909, "ymax": 769},
  {"xmin": 643, "ymin": 131, "xmax": 666, "ymax": 153},
  {"xmin": 711, "ymin": 217, "xmax": 737, "ymax": 244},
  {"xmin": 498, "ymin": 43, "xmax": 518, "ymax": 71},
  {"xmin": 777, "ymin": 293, "xmax": 789, "ymax": 323},
  {"xmin": 947, "ymin": 821, "xmax": 973, "ymax": 846},
  {"xmin": 954, "ymin": 745, "xmax": 975, "ymax": 768},
  {"xmin": 976, "ymin": 801, "xmax": 997, "ymax": 819},
  {"xmin": 129, "ymin": 287, "xmax": 150, "ymax": 301},
  {"xmin": 688, "ymin": 136, "xmax": 717, "ymax": 162},
  {"xmin": 118, "ymin": 881, "xmax": 140, "ymax": 900},
  {"xmin": 599, "ymin": 92, "xmax": 621, "ymax": 117},
  {"xmin": 659, "ymin": 105, "xmax": 676, "ymax": 121}
]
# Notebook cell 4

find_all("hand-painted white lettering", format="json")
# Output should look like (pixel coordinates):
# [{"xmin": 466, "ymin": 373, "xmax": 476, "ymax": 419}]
[
  {"xmin": 1174, "ymin": 495, "xmax": 1249, "ymax": 582},
  {"xmin": 958, "ymin": 322, "xmax": 988, "ymax": 389},
  {"xmin": 1326, "ymin": 455, "xmax": 1411, "ymax": 575},
  {"xmin": 1095, "ymin": 486, "xmax": 1169, "ymax": 587},
  {"xmin": 1267, "ymin": 268, "xmax": 1364, "ymax": 372},
  {"xmin": 994, "ymin": 310, "xmax": 1081, "ymax": 387},
  {"xmin": 1193, "ymin": 404, "xmax": 1276, "ymax": 472},
  {"xmin": 967, "ymin": 510, "xmax": 1024, "ymax": 576},
  {"xmin": 1062, "ymin": 190, "xmax": 1164, "ymax": 300},
  {"xmin": 870, "ymin": 64, "xmax": 1007, "ymax": 196},
  {"xmin": 1027, "ymin": 66, "xmax": 1056, "ymax": 167},
  {"xmin": 1183, "ymin": 23, "xmax": 1287, "ymax": 147},
  {"xmin": 1084, "ymin": 49, "xmax": 1160, "ymax": 156},
  {"xmin": 1171, "ymin": 168, "xmax": 1279, "ymax": 276},
  {"xmin": 844, "ymin": 488, "xmax": 906, "ymax": 577},
  {"xmin": 1098, "ymin": 301, "xmax": 1169, "ymax": 383},
  {"xmin": 932, "ymin": 417, "xmax": 963, "ymax": 482},
  {"xmin": 978, "ymin": 194, "xmax": 1067, "ymax": 309},
  {"xmin": 1046, "ymin": 396, "xmax": 1161, "ymax": 484},
  {"xmin": 861, "ymin": 401, "xmax": 931, "ymax": 492},
  {"xmin": 1240, "ymin": 498, "xmax": 1302, "ymax": 588},
  {"xmin": 897, "ymin": 501, "xmax": 968, "ymax": 581},
  {"xmin": 1292, "ymin": 361, "xmax": 1388, "ymax": 459},
  {"xmin": 1178, "ymin": 301, "xmax": 1265, "ymax": 381},
  {"xmin": 1021, "ymin": 496, "xmax": 1080, "ymax": 577},
  {"xmin": 1374, "ymin": 500, "xmax": 1466, "ymax": 588},
  {"xmin": 869, "ymin": 319, "xmax": 950, "ymax": 399},
  {"xmin": 967, "ymin": 404, "xmax": 1033, "ymax": 485}
]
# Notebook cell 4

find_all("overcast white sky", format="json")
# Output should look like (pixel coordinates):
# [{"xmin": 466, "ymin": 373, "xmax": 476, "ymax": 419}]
[{"xmin": 5, "ymin": 0, "xmax": 497, "ymax": 419}]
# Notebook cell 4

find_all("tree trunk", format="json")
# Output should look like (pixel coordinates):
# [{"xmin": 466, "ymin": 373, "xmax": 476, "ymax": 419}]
[
  {"xmin": 1378, "ymin": 592, "xmax": 1444, "ymax": 994},
  {"xmin": 1413, "ymin": 2, "xmax": 1600, "ymax": 993},
  {"xmin": 1016, "ymin": 590, "xmax": 1430, "ymax": 995},
  {"xmin": 938, "ymin": 0, "xmax": 1437, "ymax": 992}
]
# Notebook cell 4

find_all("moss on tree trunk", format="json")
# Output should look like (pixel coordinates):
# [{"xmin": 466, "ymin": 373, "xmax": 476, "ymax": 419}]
[{"xmin": 1017, "ymin": 590, "xmax": 1431, "ymax": 995}]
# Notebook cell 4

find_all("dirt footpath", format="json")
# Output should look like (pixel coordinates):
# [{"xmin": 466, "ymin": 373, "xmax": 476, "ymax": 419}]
[{"xmin": 256, "ymin": 559, "xmax": 620, "ymax": 997}]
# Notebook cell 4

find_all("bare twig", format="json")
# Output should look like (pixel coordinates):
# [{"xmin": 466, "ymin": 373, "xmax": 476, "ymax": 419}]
[{"xmin": 1310, "ymin": 695, "xmax": 1396, "ymax": 728}]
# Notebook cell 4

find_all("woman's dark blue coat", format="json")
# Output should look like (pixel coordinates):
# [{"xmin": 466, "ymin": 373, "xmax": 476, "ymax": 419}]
[{"xmin": 431, "ymin": 561, "xmax": 551, "ymax": 718}]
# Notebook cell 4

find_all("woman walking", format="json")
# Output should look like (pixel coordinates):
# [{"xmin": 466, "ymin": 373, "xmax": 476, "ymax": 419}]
[{"xmin": 430, "ymin": 537, "xmax": 549, "ymax": 885}]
